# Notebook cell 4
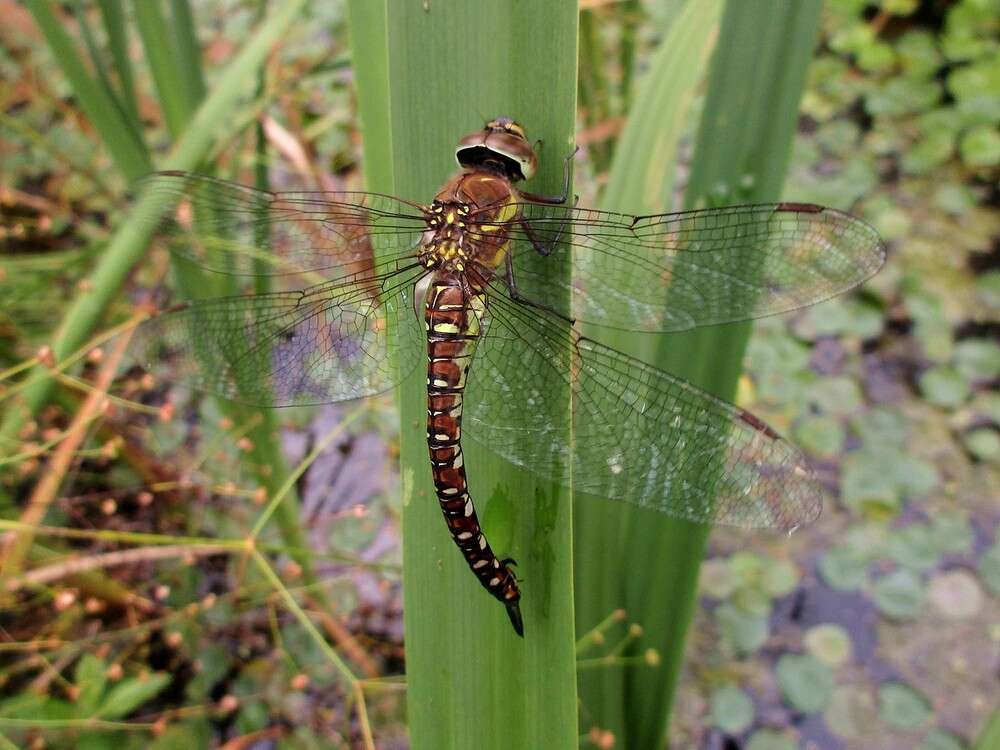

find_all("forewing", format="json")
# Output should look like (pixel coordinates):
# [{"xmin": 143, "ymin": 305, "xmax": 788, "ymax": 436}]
[
  {"xmin": 482, "ymin": 202, "xmax": 885, "ymax": 332},
  {"xmin": 134, "ymin": 172, "xmax": 427, "ymax": 278},
  {"xmin": 462, "ymin": 285, "xmax": 824, "ymax": 530},
  {"xmin": 130, "ymin": 266, "xmax": 426, "ymax": 407}
]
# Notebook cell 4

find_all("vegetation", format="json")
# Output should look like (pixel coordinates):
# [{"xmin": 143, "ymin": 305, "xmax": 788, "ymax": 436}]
[{"xmin": 0, "ymin": 1, "xmax": 997, "ymax": 749}]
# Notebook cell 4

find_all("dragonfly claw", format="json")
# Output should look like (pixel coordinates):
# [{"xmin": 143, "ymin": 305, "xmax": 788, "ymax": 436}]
[{"xmin": 505, "ymin": 600, "xmax": 524, "ymax": 638}]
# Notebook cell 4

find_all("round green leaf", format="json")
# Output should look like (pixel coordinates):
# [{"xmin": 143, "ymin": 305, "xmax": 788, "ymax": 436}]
[
  {"xmin": 979, "ymin": 543, "xmax": 1000, "ymax": 596},
  {"xmin": 700, "ymin": 558, "xmax": 737, "ymax": 599},
  {"xmin": 804, "ymin": 624, "xmax": 852, "ymax": 667},
  {"xmin": 888, "ymin": 524, "xmax": 941, "ymax": 572},
  {"xmin": 795, "ymin": 415, "xmax": 845, "ymax": 458},
  {"xmin": 964, "ymin": 428, "xmax": 1000, "ymax": 462},
  {"xmin": 776, "ymin": 654, "xmax": 834, "ymax": 713},
  {"xmin": 955, "ymin": 339, "xmax": 1000, "ymax": 381},
  {"xmin": 896, "ymin": 30, "xmax": 941, "ymax": 76},
  {"xmin": 819, "ymin": 546, "xmax": 869, "ymax": 591},
  {"xmin": 763, "ymin": 559, "xmax": 800, "ymax": 597},
  {"xmin": 717, "ymin": 603, "xmax": 769, "ymax": 655},
  {"xmin": 842, "ymin": 451, "xmax": 902, "ymax": 518},
  {"xmin": 928, "ymin": 570, "xmax": 983, "ymax": 618},
  {"xmin": 872, "ymin": 569, "xmax": 925, "ymax": 620},
  {"xmin": 930, "ymin": 515, "xmax": 973, "ymax": 555},
  {"xmin": 825, "ymin": 684, "xmax": 878, "ymax": 740},
  {"xmin": 878, "ymin": 682, "xmax": 932, "ymax": 730},
  {"xmin": 709, "ymin": 684, "xmax": 755, "ymax": 734},
  {"xmin": 747, "ymin": 729, "xmax": 798, "ymax": 750},
  {"xmin": 959, "ymin": 125, "xmax": 1000, "ymax": 167},
  {"xmin": 918, "ymin": 728, "xmax": 966, "ymax": 750},
  {"xmin": 919, "ymin": 366, "xmax": 971, "ymax": 409}
]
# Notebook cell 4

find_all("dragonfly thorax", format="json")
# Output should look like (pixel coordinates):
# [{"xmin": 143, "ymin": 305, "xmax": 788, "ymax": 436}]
[
  {"xmin": 418, "ymin": 188, "xmax": 515, "ymax": 277},
  {"xmin": 419, "ymin": 201, "xmax": 476, "ymax": 273}
]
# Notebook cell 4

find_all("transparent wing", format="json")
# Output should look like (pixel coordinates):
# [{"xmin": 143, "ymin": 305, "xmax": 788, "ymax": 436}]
[
  {"xmin": 463, "ymin": 283, "xmax": 824, "ymax": 530},
  {"xmin": 131, "ymin": 264, "xmax": 426, "ymax": 407},
  {"xmin": 476, "ymin": 202, "xmax": 885, "ymax": 332},
  {"xmin": 134, "ymin": 171, "xmax": 428, "ymax": 278}
]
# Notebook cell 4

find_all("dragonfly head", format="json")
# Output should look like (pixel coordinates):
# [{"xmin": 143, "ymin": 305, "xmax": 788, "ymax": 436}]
[{"xmin": 455, "ymin": 117, "xmax": 537, "ymax": 182}]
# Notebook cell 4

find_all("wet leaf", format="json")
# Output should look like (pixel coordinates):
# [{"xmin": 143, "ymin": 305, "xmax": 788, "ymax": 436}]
[
  {"xmin": 959, "ymin": 125, "xmax": 1000, "ymax": 167},
  {"xmin": 933, "ymin": 183, "xmax": 978, "ymax": 215},
  {"xmin": 896, "ymin": 30, "xmax": 941, "ymax": 76},
  {"xmin": 887, "ymin": 524, "xmax": 939, "ymax": 571},
  {"xmin": 878, "ymin": 682, "xmax": 932, "ymax": 730},
  {"xmin": 919, "ymin": 367, "xmax": 971, "ymax": 409},
  {"xmin": 804, "ymin": 623, "xmax": 852, "ymax": 667},
  {"xmin": 917, "ymin": 728, "xmax": 967, "ymax": 750},
  {"xmin": 804, "ymin": 377, "xmax": 864, "ymax": 416},
  {"xmin": 964, "ymin": 428, "xmax": 1000, "ymax": 462},
  {"xmin": 717, "ymin": 602, "xmax": 769, "ymax": 655},
  {"xmin": 975, "ymin": 270, "xmax": 1000, "ymax": 311},
  {"xmin": 747, "ymin": 729, "xmax": 798, "ymax": 750},
  {"xmin": 795, "ymin": 415, "xmax": 845, "ymax": 458},
  {"xmin": 955, "ymin": 339, "xmax": 1000, "ymax": 382},
  {"xmin": 825, "ymin": 684, "xmax": 878, "ymax": 740},
  {"xmin": 762, "ymin": 559, "xmax": 800, "ymax": 598},
  {"xmin": 819, "ymin": 546, "xmax": 869, "ymax": 591},
  {"xmin": 872, "ymin": 569, "xmax": 925, "ymax": 620},
  {"xmin": 709, "ymin": 684, "xmax": 755, "ymax": 734},
  {"xmin": 977, "ymin": 542, "xmax": 1000, "ymax": 596},
  {"xmin": 842, "ymin": 451, "xmax": 902, "ymax": 517},
  {"xmin": 928, "ymin": 570, "xmax": 983, "ymax": 618},
  {"xmin": 930, "ymin": 515, "xmax": 974, "ymax": 555},
  {"xmin": 852, "ymin": 407, "xmax": 908, "ymax": 447},
  {"xmin": 700, "ymin": 558, "xmax": 737, "ymax": 599},
  {"xmin": 866, "ymin": 76, "xmax": 941, "ymax": 117},
  {"xmin": 777, "ymin": 654, "xmax": 834, "ymax": 713}
]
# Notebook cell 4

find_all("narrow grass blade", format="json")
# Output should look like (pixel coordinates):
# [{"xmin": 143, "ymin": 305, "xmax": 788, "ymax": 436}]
[
  {"xmin": 573, "ymin": 0, "xmax": 725, "ymax": 740},
  {"xmin": 169, "ymin": 0, "xmax": 207, "ymax": 108},
  {"xmin": 96, "ymin": 0, "xmax": 140, "ymax": 125},
  {"xmin": 348, "ymin": 2, "xmax": 579, "ymax": 748},
  {"xmin": 24, "ymin": 0, "xmax": 151, "ymax": 180},
  {"xmin": 1, "ymin": 0, "xmax": 310, "ymax": 447},
  {"xmin": 624, "ymin": 3, "xmax": 823, "ymax": 748},
  {"xmin": 133, "ymin": 0, "xmax": 192, "ymax": 136}
]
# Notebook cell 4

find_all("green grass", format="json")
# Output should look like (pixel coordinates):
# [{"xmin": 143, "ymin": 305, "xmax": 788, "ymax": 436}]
[
  {"xmin": 574, "ymin": 2, "xmax": 823, "ymax": 747},
  {"xmin": 348, "ymin": 2, "xmax": 579, "ymax": 748}
]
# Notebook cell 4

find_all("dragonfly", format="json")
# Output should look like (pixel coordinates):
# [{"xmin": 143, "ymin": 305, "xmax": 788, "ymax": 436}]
[{"xmin": 132, "ymin": 117, "xmax": 885, "ymax": 637}]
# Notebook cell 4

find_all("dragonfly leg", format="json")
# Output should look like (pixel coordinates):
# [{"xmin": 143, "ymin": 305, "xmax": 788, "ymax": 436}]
[
  {"xmin": 519, "ymin": 146, "xmax": 579, "ymax": 205},
  {"xmin": 502, "ymin": 251, "xmax": 576, "ymax": 325}
]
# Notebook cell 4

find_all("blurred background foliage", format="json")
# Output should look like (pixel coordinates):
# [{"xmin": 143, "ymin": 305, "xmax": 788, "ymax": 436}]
[{"xmin": 0, "ymin": 0, "xmax": 997, "ymax": 748}]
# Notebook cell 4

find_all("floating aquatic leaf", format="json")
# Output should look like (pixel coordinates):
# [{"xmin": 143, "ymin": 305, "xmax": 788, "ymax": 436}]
[
  {"xmin": 804, "ymin": 623, "xmax": 852, "ymax": 667},
  {"xmin": 928, "ymin": 570, "xmax": 983, "ymax": 618},
  {"xmin": 917, "ymin": 728, "xmax": 967, "ymax": 750},
  {"xmin": 955, "ymin": 339, "xmax": 1000, "ymax": 382},
  {"xmin": 872, "ymin": 569, "xmax": 925, "ymax": 620},
  {"xmin": 747, "ymin": 728, "xmax": 798, "ymax": 750},
  {"xmin": 717, "ymin": 602, "xmax": 769, "ymax": 656},
  {"xmin": 709, "ymin": 684, "xmax": 755, "ymax": 734},
  {"xmin": 819, "ymin": 546, "xmax": 869, "ymax": 591},
  {"xmin": 878, "ymin": 682, "xmax": 932, "ymax": 731},
  {"xmin": 777, "ymin": 654, "xmax": 834, "ymax": 713},
  {"xmin": 919, "ymin": 366, "xmax": 971, "ymax": 409},
  {"xmin": 976, "ymin": 542, "xmax": 1000, "ymax": 597},
  {"xmin": 824, "ymin": 684, "xmax": 878, "ymax": 740},
  {"xmin": 965, "ymin": 428, "xmax": 1000, "ymax": 463},
  {"xmin": 795, "ymin": 415, "xmax": 845, "ymax": 459}
]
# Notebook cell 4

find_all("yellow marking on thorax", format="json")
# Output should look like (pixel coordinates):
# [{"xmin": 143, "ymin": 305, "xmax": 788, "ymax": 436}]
[{"xmin": 478, "ymin": 194, "xmax": 518, "ymax": 232}]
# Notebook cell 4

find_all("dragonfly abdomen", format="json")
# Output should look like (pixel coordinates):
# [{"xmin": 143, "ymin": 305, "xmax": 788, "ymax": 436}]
[{"xmin": 422, "ymin": 273, "xmax": 523, "ymax": 636}]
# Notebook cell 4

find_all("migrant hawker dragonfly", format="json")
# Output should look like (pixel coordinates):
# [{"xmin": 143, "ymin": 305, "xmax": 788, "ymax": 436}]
[{"xmin": 134, "ymin": 118, "xmax": 885, "ymax": 636}]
